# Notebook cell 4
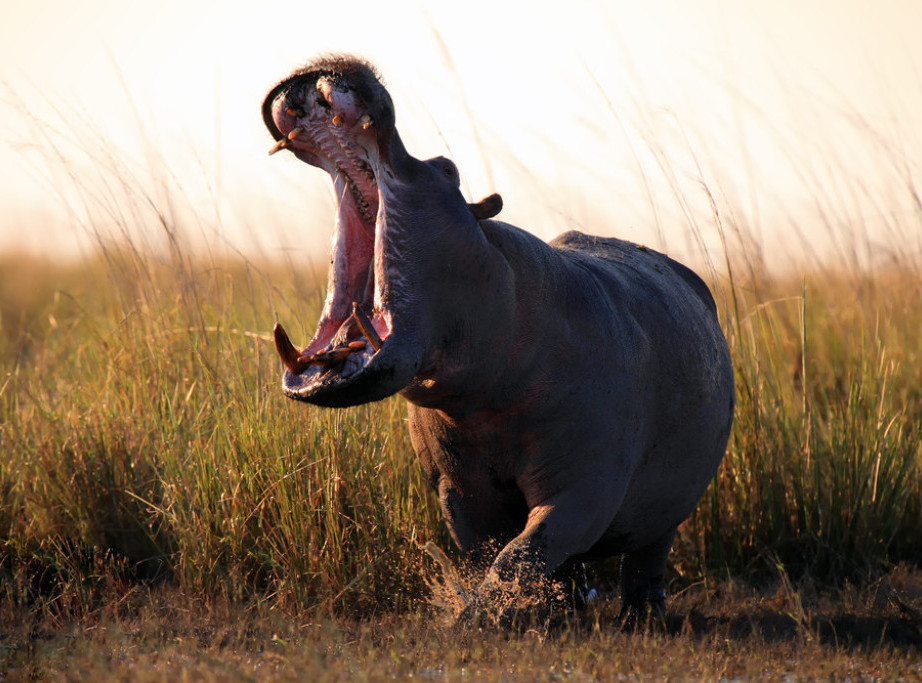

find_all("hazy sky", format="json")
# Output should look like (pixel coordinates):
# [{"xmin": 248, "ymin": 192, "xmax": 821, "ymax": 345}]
[{"xmin": 2, "ymin": 0, "xmax": 921, "ymax": 267}]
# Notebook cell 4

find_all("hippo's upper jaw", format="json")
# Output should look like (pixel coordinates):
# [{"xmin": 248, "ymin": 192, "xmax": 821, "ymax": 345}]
[{"xmin": 263, "ymin": 56, "xmax": 423, "ymax": 407}]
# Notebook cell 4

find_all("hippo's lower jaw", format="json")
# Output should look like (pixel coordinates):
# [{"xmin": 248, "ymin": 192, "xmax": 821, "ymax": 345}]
[
  {"xmin": 277, "ymin": 348, "xmax": 421, "ymax": 408},
  {"xmin": 273, "ymin": 311, "xmax": 422, "ymax": 408}
]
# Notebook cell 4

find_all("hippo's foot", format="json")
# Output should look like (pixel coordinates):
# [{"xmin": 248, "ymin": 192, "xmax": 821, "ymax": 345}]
[
  {"xmin": 454, "ymin": 590, "xmax": 523, "ymax": 632},
  {"xmin": 454, "ymin": 595, "xmax": 498, "ymax": 631},
  {"xmin": 618, "ymin": 585, "xmax": 667, "ymax": 631},
  {"xmin": 618, "ymin": 528, "xmax": 675, "ymax": 631},
  {"xmin": 453, "ymin": 573, "xmax": 579, "ymax": 632}
]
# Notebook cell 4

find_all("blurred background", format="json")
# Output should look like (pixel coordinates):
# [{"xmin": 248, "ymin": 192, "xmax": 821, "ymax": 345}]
[{"xmin": 2, "ymin": 0, "xmax": 921, "ymax": 271}]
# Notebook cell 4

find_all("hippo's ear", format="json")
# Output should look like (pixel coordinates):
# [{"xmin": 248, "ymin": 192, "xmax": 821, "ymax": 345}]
[{"xmin": 468, "ymin": 193, "xmax": 503, "ymax": 221}]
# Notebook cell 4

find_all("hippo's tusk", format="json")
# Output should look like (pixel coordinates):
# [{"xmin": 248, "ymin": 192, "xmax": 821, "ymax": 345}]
[
  {"xmin": 274, "ymin": 322, "xmax": 309, "ymax": 373},
  {"xmin": 287, "ymin": 126, "xmax": 305, "ymax": 140},
  {"xmin": 332, "ymin": 312, "xmax": 357, "ymax": 345},
  {"xmin": 268, "ymin": 138, "xmax": 289, "ymax": 155},
  {"xmin": 352, "ymin": 302, "xmax": 382, "ymax": 351}
]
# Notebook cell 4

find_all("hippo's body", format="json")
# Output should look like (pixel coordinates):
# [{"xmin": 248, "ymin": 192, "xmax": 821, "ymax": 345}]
[{"xmin": 263, "ymin": 56, "xmax": 734, "ymax": 619}]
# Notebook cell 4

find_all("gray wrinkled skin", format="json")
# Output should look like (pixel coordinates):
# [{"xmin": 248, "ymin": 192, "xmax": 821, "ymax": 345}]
[{"xmin": 263, "ymin": 56, "xmax": 734, "ymax": 620}]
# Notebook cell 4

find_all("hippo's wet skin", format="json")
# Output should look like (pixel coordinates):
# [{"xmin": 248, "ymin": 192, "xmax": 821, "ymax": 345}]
[{"xmin": 263, "ymin": 56, "xmax": 735, "ymax": 623}]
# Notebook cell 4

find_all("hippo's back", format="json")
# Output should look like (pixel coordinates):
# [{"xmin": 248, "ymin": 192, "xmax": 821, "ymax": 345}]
[
  {"xmin": 548, "ymin": 230, "xmax": 717, "ymax": 315},
  {"xmin": 547, "ymin": 229, "xmax": 734, "ymax": 550}
]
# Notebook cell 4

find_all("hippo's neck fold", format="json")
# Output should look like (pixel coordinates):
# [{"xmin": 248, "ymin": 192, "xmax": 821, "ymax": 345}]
[
  {"xmin": 378, "ymin": 209, "xmax": 518, "ymax": 412},
  {"xmin": 396, "ymin": 222, "xmax": 565, "ymax": 416}
]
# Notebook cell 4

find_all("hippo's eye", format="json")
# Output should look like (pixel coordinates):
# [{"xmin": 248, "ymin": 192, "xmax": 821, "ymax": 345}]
[{"xmin": 432, "ymin": 157, "xmax": 460, "ymax": 186}]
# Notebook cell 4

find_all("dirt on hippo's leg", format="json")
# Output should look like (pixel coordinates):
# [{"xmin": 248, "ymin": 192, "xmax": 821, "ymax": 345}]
[
  {"xmin": 454, "ymin": 574, "xmax": 565, "ymax": 632},
  {"xmin": 618, "ymin": 528, "xmax": 676, "ymax": 630}
]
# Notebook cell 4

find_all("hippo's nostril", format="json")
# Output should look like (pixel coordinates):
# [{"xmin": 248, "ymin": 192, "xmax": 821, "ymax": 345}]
[{"xmin": 314, "ymin": 91, "xmax": 331, "ymax": 110}]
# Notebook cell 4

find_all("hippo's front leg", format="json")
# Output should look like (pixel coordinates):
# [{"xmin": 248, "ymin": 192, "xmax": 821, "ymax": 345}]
[
  {"xmin": 457, "ymin": 487, "xmax": 617, "ymax": 626},
  {"xmin": 436, "ymin": 476, "xmax": 527, "ymax": 570}
]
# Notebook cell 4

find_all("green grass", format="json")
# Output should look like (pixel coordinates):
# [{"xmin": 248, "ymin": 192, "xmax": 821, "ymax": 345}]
[
  {"xmin": 1, "ymin": 235, "xmax": 920, "ymax": 620},
  {"xmin": 699, "ymin": 269, "xmax": 922, "ymax": 582},
  {"xmin": 0, "ymin": 250, "xmax": 446, "ymax": 616},
  {"xmin": 2, "ymin": 71, "xmax": 922, "ymax": 677}
]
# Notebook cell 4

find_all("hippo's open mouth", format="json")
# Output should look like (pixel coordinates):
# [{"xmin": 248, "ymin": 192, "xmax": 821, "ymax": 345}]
[{"xmin": 263, "ymin": 58, "xmax": 406, "ymax": 406}]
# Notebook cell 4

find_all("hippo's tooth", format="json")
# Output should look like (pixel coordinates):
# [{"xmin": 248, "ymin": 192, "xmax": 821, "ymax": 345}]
[
  {"xmin": 287, "ymin": 126, "xmax": 305, "ymax": 140},
  {"xmin": 332, "ymin": 113, "xmax": 344, "ymax": 126},
  {"xmin": 296, "ymin": 351, "xmax": 322, "ymax": 365},
  {"xmin": 299, "ymin": 346, "xmax": 353, "ymax": 367},
  {"xmin": 359, "ymin": 114, "xmax": 373, "ymax": 129},
  {"xmin": 329, "ymin": 346, "xmax": 354, "ymax": 362},
  {"xmin": 352, "ymin": 302, "xmax": 382, "ymax": 352},
  {"xmin": 316, "ymin": 76, "xmax": 333, "ymax": 98},
  {"xmin": 348, "ymin": 340, "xmax": 367, "ymax": 350},
  {"xmin": 273, "ymin": 322, "xmax": 309, "ymax": 373},
  {"xmin": 285, "ymin": 105, "xmax": 305, "ymax": 117},
  {"xmin": 268, "ymin": 138, "xmax": 289, "ymax": 155},
  {"xmin": 331, "ymin": 311, "xmax": 357, "ymax": 347}
]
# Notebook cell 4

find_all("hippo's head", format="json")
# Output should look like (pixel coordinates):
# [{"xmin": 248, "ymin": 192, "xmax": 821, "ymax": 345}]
[{"xmin": 263, "ymin": 56, "xmax": 503, "ymax": 407}]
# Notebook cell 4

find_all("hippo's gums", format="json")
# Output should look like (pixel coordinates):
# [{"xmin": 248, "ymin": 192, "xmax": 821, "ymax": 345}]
[{"xmin": 263, "ymin": 56, "xmax": 735, "ymax": 622}]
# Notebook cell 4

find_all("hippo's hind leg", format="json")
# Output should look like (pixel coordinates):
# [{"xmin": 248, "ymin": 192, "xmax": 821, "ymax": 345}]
[{"xmin": 619, "ymin": 527, "xmax": 676, "ymax": 626}]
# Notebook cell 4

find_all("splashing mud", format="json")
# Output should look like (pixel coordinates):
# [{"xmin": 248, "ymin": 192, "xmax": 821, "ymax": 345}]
[
  {"xmin": 421, "ymin": 542, "xmax": 470, "ymax": 620},
  {"xmin": 420, "ymin": 540, "xmax": 579, "ymax": 628}
]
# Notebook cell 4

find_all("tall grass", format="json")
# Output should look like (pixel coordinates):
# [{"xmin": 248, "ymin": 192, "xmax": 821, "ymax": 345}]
[
  {"xmin": 694, "ymin": 271, "xmax": 922, "ymax": 583},
  {"xmin": 2, "ymin": 92, "xmax": 921, "ymax": 618},
  {"xmin": 0, "ymin": 249, "xmax": 445, "ymax": 615}
]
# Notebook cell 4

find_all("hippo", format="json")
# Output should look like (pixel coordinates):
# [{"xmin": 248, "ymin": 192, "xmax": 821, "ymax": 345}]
[{"xmin": 262, "ymin": 56, "xmax": 734, "ymax": 622}]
